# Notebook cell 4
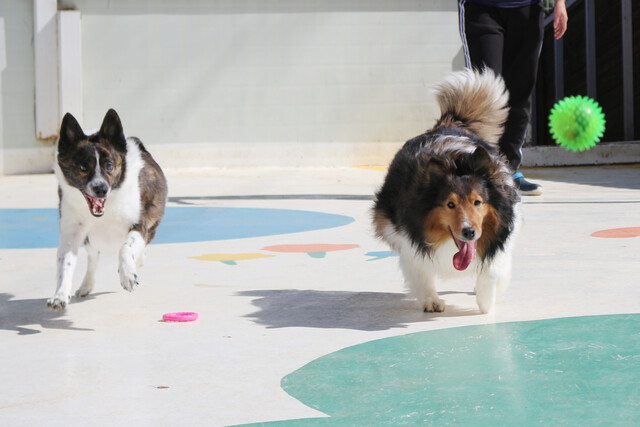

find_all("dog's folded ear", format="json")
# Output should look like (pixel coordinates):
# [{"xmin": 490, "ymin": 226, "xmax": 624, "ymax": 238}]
[
  {"xmin": 58, "ymin": 113, "xmax": 86, "ymax": 154},
  {"xmin": 424, "ymin": 156, "xmax": 450, "ymax": 183},
  {"xmin": 99, "ymin": 109, "xmax": 127, "ymax": 152},
  {"xmin": 469, "ymin": 146, "xmax": 494, "ymax": 176}
]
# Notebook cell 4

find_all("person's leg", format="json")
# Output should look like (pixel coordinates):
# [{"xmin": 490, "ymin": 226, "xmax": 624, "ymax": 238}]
[
  {"xmin": 499, "ymin": 3, "xmax": 544, "ymax": 172},
  {"xmin": 459, "ymin": 0, "xmax": 505, "ymax": 72}
]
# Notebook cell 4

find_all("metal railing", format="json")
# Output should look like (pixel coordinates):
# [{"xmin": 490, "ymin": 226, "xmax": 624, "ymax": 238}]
[{"xmin": 534, "ymin": 0, "xmax": 636, "ymax": 145}]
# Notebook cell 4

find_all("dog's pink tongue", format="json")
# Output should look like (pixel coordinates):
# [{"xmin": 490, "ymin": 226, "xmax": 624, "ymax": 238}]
[{"xmin": 453, "ymin": 240, "xmax": 476, "ymax": 271}]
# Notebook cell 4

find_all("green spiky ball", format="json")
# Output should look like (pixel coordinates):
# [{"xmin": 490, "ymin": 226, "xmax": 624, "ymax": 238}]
[{"xmin": 548, "ymin": 96, "xmax": 606, "ymax": 152}]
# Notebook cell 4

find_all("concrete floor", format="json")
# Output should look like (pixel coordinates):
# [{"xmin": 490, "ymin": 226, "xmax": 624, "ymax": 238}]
[{"xmin": 0, "ymin": 165, "xmax": 639, "ymax": 425}]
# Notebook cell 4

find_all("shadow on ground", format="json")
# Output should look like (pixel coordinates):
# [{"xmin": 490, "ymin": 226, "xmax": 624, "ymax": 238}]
[
  {"xmin": 239, "ymin": 290, "xmax": 478, "ymax": 331},
  {"xmin": 0, "ymin": 293, "xmax": 111, "ymax": 335}
]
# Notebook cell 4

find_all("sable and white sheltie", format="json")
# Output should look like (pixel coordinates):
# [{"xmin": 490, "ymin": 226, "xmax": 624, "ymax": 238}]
[
  {"xmin": 47, "ymin": 109, "xmax": 168, "ymax": 311},
  {"xmin": 373, "ymin": 69, "xmax": 520, "ymax": 314}
]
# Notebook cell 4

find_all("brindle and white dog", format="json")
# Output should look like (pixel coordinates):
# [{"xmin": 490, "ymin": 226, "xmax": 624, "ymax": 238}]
[{"xmin": 48, "ymin": 109, "xmax": 167, "ymax": 311}]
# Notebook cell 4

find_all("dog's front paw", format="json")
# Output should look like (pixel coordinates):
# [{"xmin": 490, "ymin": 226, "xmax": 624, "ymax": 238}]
[
  {"xmin": 118, "ymin": 264, "xmax": 139, "ymax": 292},
  {"xmin": 476, "ymin": 296, "xmax": 494, "ymax": 314},
  {"xmin": 423, "ymin": 297, "xmax": 445, "ymax": 313},
  {"xmin": 75, "ymin": 288, "xmax": 91, "ymax": 298},
  {"xmin": 46, "ymin": 296, "xmax": 69, "ymax": 311},
  {"xmin": 76, "ymin": 278, "xmax": 95, "ymax": 298},
  {"xmin": 475, "ymin": 281, "xmax": 496, "ymax": 314}
]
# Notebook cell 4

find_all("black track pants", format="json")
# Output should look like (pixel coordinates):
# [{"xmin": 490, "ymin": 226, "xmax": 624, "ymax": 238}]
[{"xmin": 458, "ymin": 0, "xmax": 544, "ymax": 171}]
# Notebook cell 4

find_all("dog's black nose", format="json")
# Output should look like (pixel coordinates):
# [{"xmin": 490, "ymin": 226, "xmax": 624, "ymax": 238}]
[
  {"xmin": 462, "ymin": 227, "xmax": 476, "ymax": 241},
  {"xmin": 92, "ymin": 183, "xmax": 108, "ymax": 198}
]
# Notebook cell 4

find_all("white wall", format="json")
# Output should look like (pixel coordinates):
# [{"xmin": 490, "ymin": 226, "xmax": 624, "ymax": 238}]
[
  {"xmin": 1, "ymin": 1, "xmax": 55, "ymax": 174},
  {"xmin": 0, "ymin": 0, "xmax": 464, "ymax": 173}
]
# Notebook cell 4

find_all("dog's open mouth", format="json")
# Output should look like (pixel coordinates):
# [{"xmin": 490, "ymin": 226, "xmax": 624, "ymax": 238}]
[
  {"xmin": 83, "ymin": 193, "xmax": 106, "ymax": 217},
  {"xmin": 450, "ymin": 228, "xmax": 476, "ymax": 271}
]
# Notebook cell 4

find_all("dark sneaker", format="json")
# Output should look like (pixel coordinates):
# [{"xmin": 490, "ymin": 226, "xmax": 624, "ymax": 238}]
[{"xmin": 513, "ymin": 172, "xmax": 542, "ymax": 196}]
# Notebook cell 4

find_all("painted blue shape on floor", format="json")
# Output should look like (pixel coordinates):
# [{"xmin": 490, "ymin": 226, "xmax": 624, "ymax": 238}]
[
  {"xmin": 241, "ymin": 314, "xmax": 640, "ymax": 426},
  {"xmin": 0, "ymin": 207, "xmax": 354, "ymax": 249},
  {"xmin": 364, "ymin": 250, "xmax": 398, "ymax": 261},
  {"xmin": 0, "ymin": 209, "xmax": 58, "ymax": 249}
]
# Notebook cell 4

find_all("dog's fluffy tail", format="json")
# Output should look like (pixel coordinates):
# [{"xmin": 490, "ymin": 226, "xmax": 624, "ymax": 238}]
[{"xmin": 433, "ymin": 68, "xmax": 509, "ymax": 144}]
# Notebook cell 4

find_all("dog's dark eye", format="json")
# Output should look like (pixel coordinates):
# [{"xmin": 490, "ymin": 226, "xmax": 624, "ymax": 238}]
[
  {"xmin": 105, "ymin": 163, "xmax": 113, "ymax": 172},
  {"xmin": 79, "ymin": 164, "xmax": 88, "ymax": 172},
  {"xmin": 474, "ymin": 200, "xmax": 482, "ymax": 206},
  {"xmin": 447, "ymin": 202, "xmax": 455, "ymax": 209}
]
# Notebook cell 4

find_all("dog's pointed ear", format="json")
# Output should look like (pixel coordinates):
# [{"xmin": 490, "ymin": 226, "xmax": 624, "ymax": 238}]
[
  {"xmin": 99, "ymin": 109, "xmax": 126, "ymax": 152},
  {"xmin": 469, "ymin": 146, "xmax": 494, "ymax": 176},
  {"xmin": 58, "ymin": 113, "xmax": 86, "ymax": 155}
]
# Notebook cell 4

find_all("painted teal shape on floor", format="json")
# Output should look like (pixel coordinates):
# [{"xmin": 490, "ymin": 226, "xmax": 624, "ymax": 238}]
[
  {"xmin": 0, "ymin": 207, "xmax": 354, "ymax": 249},
  {"xmin": 365, "ymin": 250, "xmax": 398, "ymax": 261},
  {"xmin": 243, "ymin": 314, "xmax": 640, "ymax": 426},
  {"xmin": 307, "ymin": 252, "xmax": 326, "ymax": 259}
]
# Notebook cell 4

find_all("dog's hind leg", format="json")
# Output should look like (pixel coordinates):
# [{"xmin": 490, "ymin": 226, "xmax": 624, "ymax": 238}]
[
  {"xmin": 118, "ymin": 230, "xmax": 145, "ymax": 292},
  {"xmin": 76, "ymin": 242, "xmax": 99, "ymax": 298},
  {"xmin": 399, "ymin": 252, "xmax": 444, "ymax": 312}
]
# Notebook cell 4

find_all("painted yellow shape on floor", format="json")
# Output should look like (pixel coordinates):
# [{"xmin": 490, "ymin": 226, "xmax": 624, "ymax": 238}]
[
  {"xmin": 189, "ymin": 253, "xmax": 275, "ymax": 262},
  {"xmin": 354, "ymin": 165, "xmax": 387, "ymax": 172}
]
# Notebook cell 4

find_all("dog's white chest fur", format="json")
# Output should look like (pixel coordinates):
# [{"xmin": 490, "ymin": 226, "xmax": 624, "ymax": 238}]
[{"xmin": 55, "ymin": 138, "xmax": 144, "ymax": 249}]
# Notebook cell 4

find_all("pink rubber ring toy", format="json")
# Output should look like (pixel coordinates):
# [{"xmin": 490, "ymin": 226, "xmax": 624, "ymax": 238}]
[{"xmin": 163, "ymin": 312, "xmax": 198, "ymax": 322}]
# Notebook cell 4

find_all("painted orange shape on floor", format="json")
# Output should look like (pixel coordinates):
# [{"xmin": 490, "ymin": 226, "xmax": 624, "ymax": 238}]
[
  {"xmin": 188, "ymin": 253, "xmax": 275, "ymax": 265},
  {"xmin": 591, "ymin": 227, "xmax": 640, "ymax": 238},
  {"xmin": 262, "ymin": 244, "xmax": 359, "ymax": 259}
]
